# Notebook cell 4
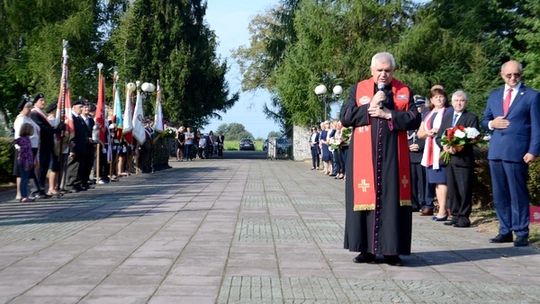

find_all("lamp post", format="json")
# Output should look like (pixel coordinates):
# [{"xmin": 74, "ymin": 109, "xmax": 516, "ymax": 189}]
[
  {"xmin": 315, "ymin": 84, "xmax": 343, "ymax": 121},
  {"xmin": 314, "ymin": 84, "xmax": 328, "ymax": 121},
  {"xmin": 141, "ymin": 82, "xmax": 156, "ymax": 172}
]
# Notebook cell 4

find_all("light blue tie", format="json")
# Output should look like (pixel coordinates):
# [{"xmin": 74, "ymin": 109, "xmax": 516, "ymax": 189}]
[{"xmin": 452, "ymin": 114, "xmax": 459, "ymax": 127}]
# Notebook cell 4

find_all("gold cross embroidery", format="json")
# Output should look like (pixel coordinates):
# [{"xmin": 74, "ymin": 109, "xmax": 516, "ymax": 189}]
[
  {"xmin": 358, "ymin": 179, "xmax": 370, "ymax": 192},
  {"xmin": 401, "ymin": 175, "xmax": 409, "ymax": 188}
]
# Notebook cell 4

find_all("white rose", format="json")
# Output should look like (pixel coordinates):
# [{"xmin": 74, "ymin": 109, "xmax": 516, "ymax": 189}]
[
  {"xmin": 465, "ymin": 127, "xmax": 480, "ymax": 139},
  {"xmin": 454, "ymin": 129, "xmax": 466, "ymax": 139}
]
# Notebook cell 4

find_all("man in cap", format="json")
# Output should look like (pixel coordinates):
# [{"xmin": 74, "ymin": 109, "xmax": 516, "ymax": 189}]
[{"xmin": 65, "ymin": 98, "xmax": 89, "ymax": 192}]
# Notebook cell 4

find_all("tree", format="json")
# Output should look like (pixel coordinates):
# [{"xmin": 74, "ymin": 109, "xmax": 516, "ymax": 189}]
[
  {"xmin": 267, "ymin": 131, "xmax": 281, "ymax": 138},
  {"xmin": 516, "ymin": 0, "xmax": 540, "ymax": 89},
  {"xmin": 232, "ymin": 0, "xmax": 300, "ymax": 129},
  {"xmin": 108, "ymin": 0, "xmax": 238, "ymax": 128},
  {"xmin": 215, "ymin": 122, "xmax": 253, "ymax": 141},
  {"xmin": 0, "ymin": 0, "xmax": 101, "ymax": 123}
]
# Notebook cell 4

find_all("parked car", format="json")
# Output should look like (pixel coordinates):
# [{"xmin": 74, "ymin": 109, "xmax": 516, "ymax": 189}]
[
  {"xmin": 276, "ymin": 138, "xmax": 292, "ymax": 154},
  {"xmin": 239, "ymin": 138, "xmax": 255, "ymax": 151}
]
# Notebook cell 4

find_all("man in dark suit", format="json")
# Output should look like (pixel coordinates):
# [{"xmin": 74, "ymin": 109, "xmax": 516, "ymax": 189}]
[
  {"xmin": 79, "ymin": 102, "xmax": 95, "ymax": 188},
  {"xmin": 437, "ymin": 90, "xmax": 479, "ymax": 227},
  {"xmin": 216, "ymin": 133, "xmax": 224, "ymax": 157},
  {"xmin": 66, "ymin": 99, "xmax": 89, "ymax": 192},
  {"xmin": 482, "ymin": 60, "xmax": 540, "ymax": 246},
  {"xmin": 408, "ymin": 96, "xmax": 428, "ymax": 212},
  {"xmin": 309, "ymin": 127, "xmax": 320, "ymax": 170}
]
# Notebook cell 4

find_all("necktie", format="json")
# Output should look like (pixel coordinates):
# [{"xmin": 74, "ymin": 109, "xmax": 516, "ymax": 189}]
[
  {"xmin": 452, "ymin": 114, "xmax": 459, "ymax": 127},
  {"xmin": 503, "ymin": 88, "xmax": 512, "ymax": 115}
]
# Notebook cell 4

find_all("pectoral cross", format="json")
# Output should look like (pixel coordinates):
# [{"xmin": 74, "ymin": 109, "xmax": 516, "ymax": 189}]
[
  {"xmin": 401, "ymin": 175, "xmax": 409, "ymax": 189},
  {"xmin": 358, "ymin": 179, "xmax": 370, "ymax": 192}
]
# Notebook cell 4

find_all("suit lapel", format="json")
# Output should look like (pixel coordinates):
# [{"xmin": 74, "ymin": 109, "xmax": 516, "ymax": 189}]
[{"xmin": 507, "ymin": 85, "xmax": 526, "ymax": 115}]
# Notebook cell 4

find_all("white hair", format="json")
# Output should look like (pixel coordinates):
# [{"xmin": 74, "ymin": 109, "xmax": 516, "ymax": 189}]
[
  {"xmin": 371, "ymin": 52, "xmax": 396, "ymax": 69},
  {"xmin": 451, "ymin": 90, "xmax": 468, "ymax": 101}
]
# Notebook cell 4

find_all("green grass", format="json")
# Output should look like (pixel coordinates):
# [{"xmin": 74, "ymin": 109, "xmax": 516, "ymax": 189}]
[{"xmin": 223, "ymin": 140, "xmax": 263, "ymax": 151}]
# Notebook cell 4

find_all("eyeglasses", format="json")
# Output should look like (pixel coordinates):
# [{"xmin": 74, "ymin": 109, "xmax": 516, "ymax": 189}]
[{"xmin": 504, "ymin": 73, "xmax": 521, "ymax": 79}]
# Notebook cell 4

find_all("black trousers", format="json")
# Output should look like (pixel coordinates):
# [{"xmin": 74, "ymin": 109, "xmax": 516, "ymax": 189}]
[
  {"xmin": 410, "ymin": 162, "xmax": 426, "ymax": 209},
  {"xmin": 446, "ymin": 164, "xmax": 473, "ymax": 219},
  {"xmin": 310, "ymin": 146, "xmax": 320, "ymax": 168}
]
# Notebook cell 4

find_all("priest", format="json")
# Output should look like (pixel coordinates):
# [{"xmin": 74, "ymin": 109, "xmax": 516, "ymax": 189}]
[{"xmin": 341, "ymin": 52, "xmax": 421, "ymax": 266}]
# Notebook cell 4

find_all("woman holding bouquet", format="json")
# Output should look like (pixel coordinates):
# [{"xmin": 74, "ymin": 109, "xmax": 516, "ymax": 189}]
[{"xmin": 418, "ymin": 85, "xmax": 452, "ymax": 221}]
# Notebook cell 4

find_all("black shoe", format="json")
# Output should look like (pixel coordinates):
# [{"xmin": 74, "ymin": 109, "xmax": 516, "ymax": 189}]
[
  {"xmin": 453, "ymin": 222, "xmax": 470, "ymax": 228},
  {"xmin": 513, "ymin": 237, "xmax": 529, "ymax": 247},
  {"xmin": 444, "ymin": 218, "xmax": 457, "ymax": 226},
  {"xmin": 489, "ymin": 233, "xmax": 513, "ymax": 243},
  {"xmin": 453, "ymin": 218, "xmax": 471, "ymax": 228},
  {"xmin": 34, "ymin": 191, "xmax": 51, "ymax": 199},
  {"xmin": 352, "ymin": 253, "xmax": 375, "ymax": 264},
  {"xmin": 384, "ymin": 255, "xmax": 403, "ymax": 266}
]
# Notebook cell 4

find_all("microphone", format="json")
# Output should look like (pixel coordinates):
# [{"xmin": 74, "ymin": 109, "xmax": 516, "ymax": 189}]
[{"xmin": 377, "ymin": 83, "xmax": 385, "ymax": 109}]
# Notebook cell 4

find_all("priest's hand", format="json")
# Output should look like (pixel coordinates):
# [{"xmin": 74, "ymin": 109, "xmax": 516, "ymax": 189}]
[
  {"xmin": 409, "ymin": 144, "xmax": 419, "ymax": 152},
  {"xmin": 370, "ymin": 91, "xmax": 386, "ymax": 108},
  {"xmin": 368, "ymin": 106, "xmax": 392, "ymax": 120}
]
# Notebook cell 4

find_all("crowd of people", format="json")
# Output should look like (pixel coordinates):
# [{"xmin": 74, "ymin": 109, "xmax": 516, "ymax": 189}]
[
  {"xmin": 174, "ymin": 128, "xmax": 224, "ymax": 161},
  {"xmin": 10, "ymin": 91, "xmax": 228, "ymax": 203},
  {"xmin": 309, "ymin": 120, "xmax": 350, "ymax": 180},
  {"xmin": 11, "ymin": 95, "xmax": 177, "ymax": 202},
  {"xmin": 339, "ymin": 52, "xmax": 539, "ymax": 267}
]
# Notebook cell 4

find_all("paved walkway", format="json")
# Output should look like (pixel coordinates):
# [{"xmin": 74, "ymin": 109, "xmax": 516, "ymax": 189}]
[{"xmin": 0, "ymin": 156, "xmax": 538, "ymax": 304}]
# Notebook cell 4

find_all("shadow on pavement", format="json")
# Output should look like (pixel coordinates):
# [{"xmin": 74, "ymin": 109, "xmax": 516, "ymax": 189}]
[
  {"xmin": 406, "ymin": 247, "xmax": 539, "ymax": 266},
  {"xmin": 0, "ymin": 166, "xmax": 225, "ymax": 227}
]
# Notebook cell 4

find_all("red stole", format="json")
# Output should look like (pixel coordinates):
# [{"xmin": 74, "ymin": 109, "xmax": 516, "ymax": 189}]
[{"xmin": 352, "ymin": 78, "xmax": 412, "ymax": 211}]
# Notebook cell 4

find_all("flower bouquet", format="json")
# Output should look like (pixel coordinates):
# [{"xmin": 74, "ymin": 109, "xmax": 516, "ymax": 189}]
[
  {"xmin": 440, "ymin": 125, "xmax": 483, "ymax": 165},
  {"xmin": 162, "ymin": 127, "xmax": 177, "ymax": 138},
  {"xmin": 330, "ymin": 127, "xmax": 352, "ymax": 150}
]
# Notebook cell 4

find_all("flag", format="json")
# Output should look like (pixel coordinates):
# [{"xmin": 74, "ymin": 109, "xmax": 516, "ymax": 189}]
[
  {"xmin": 123, "ymin": 83, "xmax": 134, "ymax": 145},
  {"xmin": 113, "ymin": 81, "xmax": 123, "ymax": 139},
  {"xmin": 95, "ymin": 67, "xmax": 106, "ymax": 143},
  {"xmin": 154, "ymin": 81, "xmax": 164, "ymax": 133},
  {"xmin": 56, "ymin": 41, "xmax": 74, "ymax": 142},
  {"xmin": 132, "ymin": 88, "xmax": 146, "ymax": 144},
  {"xmin": 123, "ymin": 83, "xmax": 134, "ymax": 133}
]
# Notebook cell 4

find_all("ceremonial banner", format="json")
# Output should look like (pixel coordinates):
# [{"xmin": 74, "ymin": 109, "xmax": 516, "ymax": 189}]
[
  {"xmin": 112, "ymin": 77, "xmax": 123, "ymax": 139},
  {"xmin": 132, "ymin": 87, "xmax": 146, "ymax": 144},
  {"xmin": 56, "ymin": 41, "xmax": 74, "ymax": 141},
  {"xmin": 154, "ymin": 81, "xmax": 164, "ymax": 133},
  {"xmin": 95, "ymin": 65, "xmax": 107, "ymax": 143}
]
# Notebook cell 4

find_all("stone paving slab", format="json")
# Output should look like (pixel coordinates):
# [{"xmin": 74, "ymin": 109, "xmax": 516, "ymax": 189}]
[{"xmin": 0, "ymin": 156, "xmax": 538, "ymax": 303}]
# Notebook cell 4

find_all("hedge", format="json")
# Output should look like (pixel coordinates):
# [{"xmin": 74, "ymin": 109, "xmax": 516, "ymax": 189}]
[{"xmin": 0, "ymin": 137, "xmax": 14, "ymax": 183}]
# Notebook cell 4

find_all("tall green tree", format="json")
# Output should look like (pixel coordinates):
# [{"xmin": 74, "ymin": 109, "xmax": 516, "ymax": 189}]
[
  {"xmin": 516, "ymin": 0, "xmax": 540, "ymax": 89},
  {"xmin": 232, "ymin": 0, "xmax": 300, "ymax": 130},
  {"xmin": 274, "ymin": 0, "xmax": 415, "ymax": 125},
  {"xmin": 0, "ymin": 0, "xmax": 101, "ymax": 123},
  {"xmin": 108, "ymin": 0, "xmax": 238, "ymax": 128}
]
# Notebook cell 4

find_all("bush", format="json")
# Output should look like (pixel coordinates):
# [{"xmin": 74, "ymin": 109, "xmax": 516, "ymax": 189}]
[
  {"xmin": 529, "ymin": 160, "xmax": 540, "ymax": 206},
  {"xmin": 0, "ymin": 137, "xmax": 14, "ymax": 184},
  {"xmin": 473, "ymin": 145, "xmax": 540, "ymax": 208}
]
